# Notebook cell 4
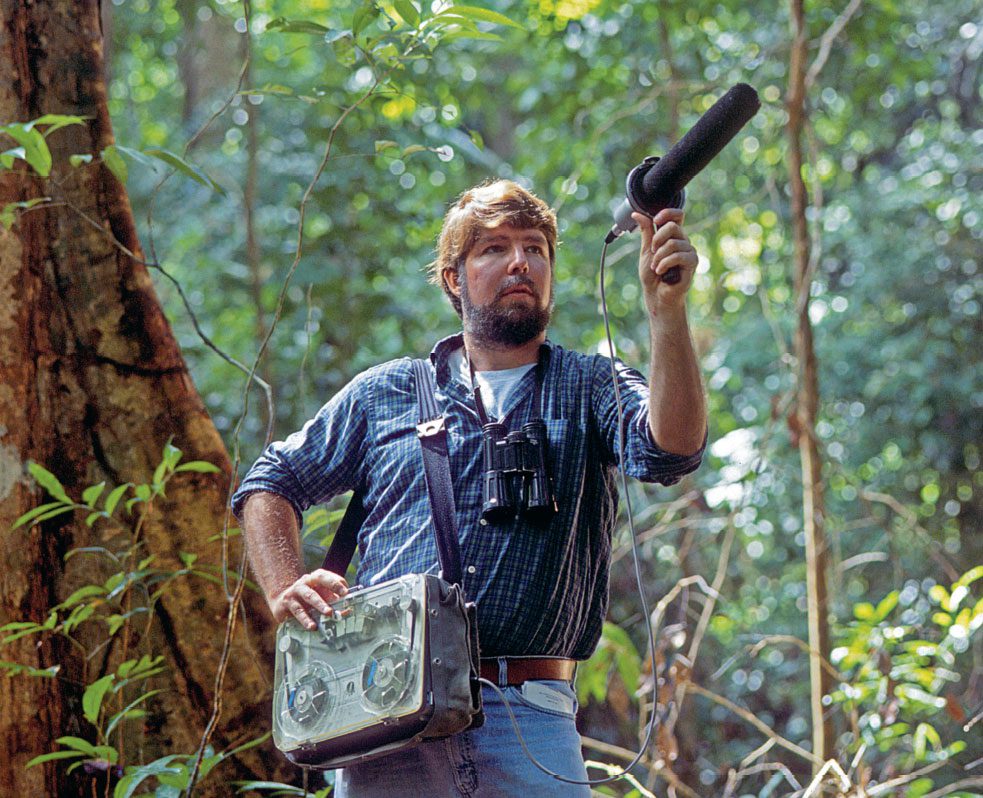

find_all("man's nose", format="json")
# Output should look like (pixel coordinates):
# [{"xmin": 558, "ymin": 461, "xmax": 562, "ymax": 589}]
[{"xmin": 506, "ymin": 244, "xmax": 529, "ymax": 273}]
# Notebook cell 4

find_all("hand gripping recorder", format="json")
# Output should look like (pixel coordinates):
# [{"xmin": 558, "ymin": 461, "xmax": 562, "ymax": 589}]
[{"xmin": 273, "ymin": 574, "xmax": 482, "ymax": 769}]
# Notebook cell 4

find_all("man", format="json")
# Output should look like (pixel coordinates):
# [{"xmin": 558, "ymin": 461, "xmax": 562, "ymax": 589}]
[{"xmin": 233, "ymin": 180, "xmax": 707, "ymax": 796}]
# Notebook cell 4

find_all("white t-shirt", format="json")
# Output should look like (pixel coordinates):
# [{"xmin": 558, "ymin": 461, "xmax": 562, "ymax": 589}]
[{"xmin": 447, "ymin": 346, "xmax": 536, "ymax": 422}]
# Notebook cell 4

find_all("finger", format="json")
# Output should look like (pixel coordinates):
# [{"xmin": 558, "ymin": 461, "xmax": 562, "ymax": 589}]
[
  {"xmin": 309, "ymin": 569, "xmax": 349, "ymax": 598},
  {"xmin": 631, "ymin": 212, "xmax": 655, "ymax": 249},
  {"xmin": 650, "ymin": 221, "xmax": 687, "ymax": 251},
  {"xmin": 297, "ymin": 582, "xmax": 334, "ymax": 615},
  {"xmin": 652, "ymin": 238, "xmax": 693, "ymax": 265},
  {"xmin": 654, "ymin": 251, "xmax": 698, "ymax": 278},
  {"xmin": 284, "ymin": 596, "xmax": 318, "ymax": 631},
  {"xmin": 652, "ymin": 207, "xmax": 685, "ymax": 227}
]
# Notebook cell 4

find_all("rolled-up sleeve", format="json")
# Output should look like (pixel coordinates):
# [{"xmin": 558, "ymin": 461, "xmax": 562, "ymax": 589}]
[
  {"xmin": 230, "ymin": 372, "xmax": 371, "ymax": 522},
  {"xmin": 591, "ymin": 355, "xmax": 706, "ymax": 485}
]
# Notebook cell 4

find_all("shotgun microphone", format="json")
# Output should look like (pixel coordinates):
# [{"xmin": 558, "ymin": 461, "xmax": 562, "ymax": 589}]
[{"xmin": 607, "ymin": 83, "xmax": 762, "ymax": 282}]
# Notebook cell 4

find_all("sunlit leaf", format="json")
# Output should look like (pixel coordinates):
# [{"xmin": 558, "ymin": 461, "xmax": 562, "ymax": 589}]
[{"xmin": 82, "ymin": 675, "xmax": 115, "ymax": 725}]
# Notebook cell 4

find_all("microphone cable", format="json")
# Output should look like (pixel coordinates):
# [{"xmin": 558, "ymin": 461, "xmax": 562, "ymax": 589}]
[{"xmin": 484, "ymin": 237, "xmax": 669, "ymax": 787}]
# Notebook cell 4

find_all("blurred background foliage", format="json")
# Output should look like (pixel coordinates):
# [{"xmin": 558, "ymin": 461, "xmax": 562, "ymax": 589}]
[{"xmin": 102, "ymin": 0, "xmax": 980, "ymax": 793}]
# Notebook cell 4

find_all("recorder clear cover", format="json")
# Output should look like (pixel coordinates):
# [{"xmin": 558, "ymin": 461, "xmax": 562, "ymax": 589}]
[{"xmin": 272, "ymin": 574, "xmax": 428, "ymax": 754}]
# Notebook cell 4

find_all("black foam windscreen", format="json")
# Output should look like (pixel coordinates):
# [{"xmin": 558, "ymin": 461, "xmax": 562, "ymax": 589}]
[{"xmin": 638, "ymin": 83, "xmax": 761, "ymax": 209}]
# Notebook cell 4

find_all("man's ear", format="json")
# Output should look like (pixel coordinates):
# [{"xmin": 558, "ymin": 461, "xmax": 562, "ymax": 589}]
[{"xmin": 443, "ymin": 267, "xmax": 462, "ymax": 297}]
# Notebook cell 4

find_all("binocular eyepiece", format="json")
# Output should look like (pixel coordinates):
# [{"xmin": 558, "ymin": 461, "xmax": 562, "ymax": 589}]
[{"xmin": 481, "ymin": 419, "xmax": 557, "ymax": 524}]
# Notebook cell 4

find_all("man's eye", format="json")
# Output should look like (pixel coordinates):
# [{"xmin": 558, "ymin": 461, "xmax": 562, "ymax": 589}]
[{"xmin": 527, "ymin": 245, "xmax": 544, "ymax": 255}]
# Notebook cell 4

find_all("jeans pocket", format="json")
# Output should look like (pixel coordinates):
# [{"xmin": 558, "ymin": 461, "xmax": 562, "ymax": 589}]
[{"xmin": 510, "ymin": 679, "xmax": 578, "ymax": 719}]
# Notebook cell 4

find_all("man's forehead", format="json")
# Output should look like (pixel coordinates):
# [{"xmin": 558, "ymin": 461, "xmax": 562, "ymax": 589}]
[{"xmin": 474, "ymin": 225, "xmax": 548, "ymax": 245}]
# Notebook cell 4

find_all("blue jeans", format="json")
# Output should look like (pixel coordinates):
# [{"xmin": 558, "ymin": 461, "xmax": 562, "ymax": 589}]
[{"xmin": 334, "ymin": 680, "xmax": 590, "ymax": 797}]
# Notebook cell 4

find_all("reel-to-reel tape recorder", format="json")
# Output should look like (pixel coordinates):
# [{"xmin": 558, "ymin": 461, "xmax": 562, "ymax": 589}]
[{"xmin": 272, "ymin": 573, "xmax": 482, "ymax": 769}]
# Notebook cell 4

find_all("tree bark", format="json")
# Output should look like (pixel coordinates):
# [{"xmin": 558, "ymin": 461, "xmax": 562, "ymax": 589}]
[
  {"xmin": 786, "ymin": 0, "xmax": 835, "ymax": 768},
  {"xmin": 0, "ymin": 2, "xmax": 283, "ymax": 793}
]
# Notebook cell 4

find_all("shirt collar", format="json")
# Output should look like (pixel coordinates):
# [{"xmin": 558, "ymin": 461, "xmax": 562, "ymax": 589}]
[{"xmin": 429, "ymin": 332, "xmax": 555, "ymax": 388}]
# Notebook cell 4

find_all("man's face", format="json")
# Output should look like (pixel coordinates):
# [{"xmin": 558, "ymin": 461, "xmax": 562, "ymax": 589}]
[{"xmin": 447, "ymin": 224, "xmax": 553, "ymax": 348}]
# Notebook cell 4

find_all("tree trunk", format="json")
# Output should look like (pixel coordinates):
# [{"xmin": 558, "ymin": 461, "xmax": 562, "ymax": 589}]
[
  {"xmin": 0, "ymin": 2, "xmax": 284, "ymax": 793},
  {"xmin": 786, "ymin": 0, "xmax": 835, "ymax": 768}
]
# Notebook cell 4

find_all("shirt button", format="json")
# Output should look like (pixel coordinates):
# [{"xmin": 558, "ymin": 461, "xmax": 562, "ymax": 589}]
[{"xmin": 467, "ymin": 565, "xmax": 476, "ymax": 574}]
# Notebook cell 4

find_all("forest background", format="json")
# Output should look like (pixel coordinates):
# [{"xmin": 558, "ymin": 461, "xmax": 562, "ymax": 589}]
[{"xmin": 0, "ymin": 0, "xmax": 980, "ymax": 796}]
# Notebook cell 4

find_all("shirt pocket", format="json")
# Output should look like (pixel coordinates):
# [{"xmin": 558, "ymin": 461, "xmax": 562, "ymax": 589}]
[{"xmin": 542, "ymin": 418, "xmax": 587, "ymax": 511}]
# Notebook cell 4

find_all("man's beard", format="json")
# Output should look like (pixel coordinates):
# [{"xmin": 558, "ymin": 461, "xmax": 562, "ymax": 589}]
[{"xmin": 461, "ymin": 275, "xmax": 552, "ymax": 349}]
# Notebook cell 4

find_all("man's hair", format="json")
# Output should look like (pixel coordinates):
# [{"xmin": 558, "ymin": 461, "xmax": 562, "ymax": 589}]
[{"xmin": 429, "ymin": 179, "xmax": 558, "ymax": 318}]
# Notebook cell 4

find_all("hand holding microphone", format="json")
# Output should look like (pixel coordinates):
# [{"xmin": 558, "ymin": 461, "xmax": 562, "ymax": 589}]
[{"xmin": 608, "ymin": 83, "xmax": 762, "ymax": 284}]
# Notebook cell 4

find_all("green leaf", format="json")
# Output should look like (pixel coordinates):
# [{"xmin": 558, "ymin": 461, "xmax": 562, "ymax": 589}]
[
  {"xmin": 174, "ymin": 460, "xmax": 221, "ymax": 474},
  {"xmin": 874, "ymin": 591, "xmax": 899, "ymax": 622},
  {"xmin": 82, "ymin": 675, "xmax": 115, "ymax": 725},
  {"xmin": 323, "ymin": 29, "xmax": 352, "ymax": 44},
  {"xmin": 11, "ymin": 501, "xmax": 65, "ymax": 530},
  {"xmin": 143, "ymin": 148, "xmax": 225, "ymax": 194},
  {"xmin": 853, "ymin": 602, "xmax": 875, "ymax": 621},
  {"xmin": 1, "ymin": 146, "xmax": 26, "ymax": 169},
  {"xmin": 438, "ymin": 4, "xmax": 521, "ymax": 29},
  {"xmin": 353, "ymin": 2, "xmax": 381, "ymax": 37},
  {"xmin": 22, "ymin": 505, "xmax": 76, "ymax": 526},
  {"xmin": 62, "ymin": 603, "xmax": 96, "ymax": 634},
  {"xmin": 162, "ymin": 441, "xmax": 182, "ymax": 469},
  {"xmin": 435, "ymin": 29, "xmax": 502, "ymax": 44},
  {"xmin": 929, "ymin": 583, "xmax": 950, "ymax": 609},
  {"xmin": 0, "ymin": 620, "xmax": 42, "ymax": 632},
  {"xmin": 954, "ymin": 565, "xmax": 983, "ymax": 589},
  {"xmin": 105, "ymin": 689, "xmax": 163, "ymax": 738},
  {"xmin": 265, "ymin": 17, "xmax": 330, "ymax": 35},
  {"xmin": 113, "ymin": 755, "xmax": 183, "ymax": 798},
  {"xmin": 104, "ymin": 483, "xmax": 132, "ymax": 516},
  {"xmin": 55, "ymin": 736, "xmax": 100, "ymax": 755},
  {"xmin": 56, "ymin": 584, "xmax": 106, "ymax": 611},
  {"xmin": 394, "ymin": 0, "xmax": 420, "ymax": 26},
  {"xmin": 27, "ymin": 462, "xmax": 72, "ymax": 503},
  {"xmin": 0, "ymin": 659, "xmax": 60, "ymax": 678},
  {"xmin": 32, "ymin": 114, "xmax": 88, "ymax": 136},
  {"xmin": 234, "ymin": 782, "xmax": 307, "ymax": 795},
  {"xmin": 85, "ymin": 511, "xmax": 103, "ymax": 527},
  {"xmin": 101, "ymin": 144, "xmax": 128, "ymax": 183},
  {"xmin": 1, "ymin": 123, "xmax": 52, "ymax": 176},
  {"xmin": 152, "ymin": 459, "xmax": 167, "ymax": 489},
  {"xmin": 0, "ymin": 197, "xmax": 50, "ymax": 230},
  {"xmin": 106, "ymin": 614, "xmax": 125, "ymax": 635},
  {"xmin": 178, "ymin": 551, "xmax": 198, "ymax": 568},
  {"xmin": 401, "ymin": 144, "xmax": 427, "ymax": 157},
  {"xmin": 26, "ymin": 750, "xmax": 86, "ymax": 768},
  {"xmin": 69, "ymin": 153, "xmax": 94, "ymax": 167},
  {"xmin": 375, "ymin": 139, "xmax": 399, "ymax": 153},
  {"xmin": 82, "ymin": 481, "xmax": 106, "ymax": 508}
]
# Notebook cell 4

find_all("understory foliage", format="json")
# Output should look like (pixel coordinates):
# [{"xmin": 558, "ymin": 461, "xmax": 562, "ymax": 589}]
[{"xmin": 3, "ymin": 0, "xmax": 981, "ymax": 795}]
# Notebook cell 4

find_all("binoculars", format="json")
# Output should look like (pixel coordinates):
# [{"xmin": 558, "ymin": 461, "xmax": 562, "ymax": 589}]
[{"xmin": 480, "ymin": 419, "xmax": 557, "ymax": 524}]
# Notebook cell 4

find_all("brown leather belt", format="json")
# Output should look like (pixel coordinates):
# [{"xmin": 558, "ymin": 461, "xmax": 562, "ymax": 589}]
[{"xmin": 479, "ymin": 657, "xmax": 576, "ymax": 686}]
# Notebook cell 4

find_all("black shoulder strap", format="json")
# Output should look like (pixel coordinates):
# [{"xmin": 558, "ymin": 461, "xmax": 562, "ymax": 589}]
[
  {"xmin": 411, "ymin": 358, "xmax": 463, "ymax": 586},
  {"xmin": 321, "ymin": 359, "xmax": 463, "ymax": 586},
  {"xmin": 321, "ymin": 488, "xmax": 365, "ymax": 575}
]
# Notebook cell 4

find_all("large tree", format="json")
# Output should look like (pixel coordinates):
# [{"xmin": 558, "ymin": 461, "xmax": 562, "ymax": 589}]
[{"xmin": 0, "ymin": 2, "xmax": 280, "ymax": 793}]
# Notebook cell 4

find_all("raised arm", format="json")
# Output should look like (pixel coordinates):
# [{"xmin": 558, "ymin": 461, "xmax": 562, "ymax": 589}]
[{"xmin": 633, "ymin": 208, "xmax": 708, "ymax": 456}]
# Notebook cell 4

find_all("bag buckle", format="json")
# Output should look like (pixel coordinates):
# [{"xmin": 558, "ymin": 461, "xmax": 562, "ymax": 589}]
[{"xmin": 417, "ymin": 417, "xmax": 445, "ymax": 438}]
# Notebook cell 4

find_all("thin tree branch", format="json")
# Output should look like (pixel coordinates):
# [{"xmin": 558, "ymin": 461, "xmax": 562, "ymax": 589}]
[
  {"xmin": 580, "ymin": 736, "xmax": 701, "ymax": 798},
  {"xmin": 684, "ymin": 681, "xmax": 822, "ymax": 765},
  {"xmin": 805, "ymin": 0, "xmax": 864, "ymax": 90}
]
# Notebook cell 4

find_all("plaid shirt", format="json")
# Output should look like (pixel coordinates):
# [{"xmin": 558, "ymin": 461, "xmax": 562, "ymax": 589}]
[{"xmin": 233, "ymin": 333, "xmax": 704, "ymax": 658}]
